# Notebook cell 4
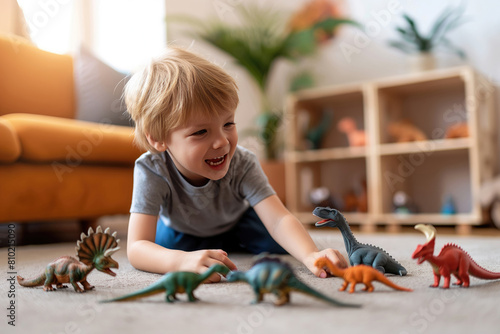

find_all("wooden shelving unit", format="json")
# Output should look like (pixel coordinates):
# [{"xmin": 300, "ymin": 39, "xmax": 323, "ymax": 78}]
[{"xmin": 285, "ymin": 66, "xmax": 496, "ymax": 232}]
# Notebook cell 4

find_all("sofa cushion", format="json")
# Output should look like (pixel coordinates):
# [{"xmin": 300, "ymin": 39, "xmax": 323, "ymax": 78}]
[
  {"xmin": 0, "ymin": 163, "xmax": 134, "ymax": 222},
  {"xmin": 2, "ymin": 114, "xmax": 143, "ymax": 164},
  {"xmin": 0, "ymin": 118, "xmax": 21, "ymax": 163},
  {"xmin": 74, "ymin": 46, "xmax": 131, "ymax": 126},
  {"xmin": 0, "ymin": 33, "xmax": 75, "ymax": 118}
]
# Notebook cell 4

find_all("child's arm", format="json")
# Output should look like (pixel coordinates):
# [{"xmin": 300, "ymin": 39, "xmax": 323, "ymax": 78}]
[
  {"xmin": 126, "ymin": 213, "xmax": 237, "ymax": 281},
  {"xmin": 253, "ymin": 195, "xmax": 348, "ymax": 277}
]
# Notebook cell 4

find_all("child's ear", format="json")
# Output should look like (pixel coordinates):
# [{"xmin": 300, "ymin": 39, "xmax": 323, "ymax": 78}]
[{"xmin": 146, "ymin": 134, "xmax": 167, "ymax": 152}]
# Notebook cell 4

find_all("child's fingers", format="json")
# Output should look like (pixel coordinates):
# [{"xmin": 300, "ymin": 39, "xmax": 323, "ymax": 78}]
[
  {"xmin": 204, "ymin": 272, "xmax": 223, "ymax": 283},
  {"xmin": 309, "ymin": 264, "xmax": 328, "ymax": 278},
  {"xmin": 207, "ymin": 249, "xmax": 237, "ymax": 271},
  {"xmin": 323, "ymin": 249, "xmax": 348, "ymax": 269}
]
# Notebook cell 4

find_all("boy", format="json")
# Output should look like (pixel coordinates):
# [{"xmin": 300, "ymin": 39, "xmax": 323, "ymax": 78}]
[{"xmin": 125, "ymin": 47, "xmax": 347, "ymax": 282}]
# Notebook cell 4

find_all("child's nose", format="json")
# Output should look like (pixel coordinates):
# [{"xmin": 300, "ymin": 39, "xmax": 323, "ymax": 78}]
[{"xmin": 213, "ymin": 132, "xmax": 229, "ymax": 149}]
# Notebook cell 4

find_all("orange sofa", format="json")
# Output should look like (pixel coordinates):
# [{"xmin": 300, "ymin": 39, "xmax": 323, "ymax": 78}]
[{"xmin": 0, "ymin": 34, "xmax": 143, "ymax": 225}]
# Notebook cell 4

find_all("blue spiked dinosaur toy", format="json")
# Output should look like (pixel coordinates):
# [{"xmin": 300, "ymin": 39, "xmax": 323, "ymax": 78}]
[{"xmin": 227, "ymin": 256, "xmax": 360, "ymax": 307}]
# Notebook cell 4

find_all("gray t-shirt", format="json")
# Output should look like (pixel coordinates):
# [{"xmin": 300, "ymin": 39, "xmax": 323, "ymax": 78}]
[{"xmin": 130, "ymin": 146, "xmax": 275, "ymax": 237}]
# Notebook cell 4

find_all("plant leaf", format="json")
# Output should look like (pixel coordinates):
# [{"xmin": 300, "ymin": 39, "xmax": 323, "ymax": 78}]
[
  {"xmin": 438, "ymin": 38, "xmax": 467, "ymax": 59},
  {"xmin": 402, "ymin": 14, "xmax": 424, "ymax": 41},
  {"xmin": 388, "ymin": 40, "xmax": 416, "ymax": 54},
  {"xmin": 429, "ymin": 5, "xmax": 466, "ymax": 44}
]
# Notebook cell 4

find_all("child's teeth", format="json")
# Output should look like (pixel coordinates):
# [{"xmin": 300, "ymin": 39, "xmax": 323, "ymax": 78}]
[{"xmin": 207, "ymin": 155, "xmax": 225, "ymax": 166}]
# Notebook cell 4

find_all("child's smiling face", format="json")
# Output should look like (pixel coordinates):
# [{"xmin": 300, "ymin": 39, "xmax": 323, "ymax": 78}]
[{"xmin": 163, "ymin": 109, "xmax": 238, "ymax": 186}]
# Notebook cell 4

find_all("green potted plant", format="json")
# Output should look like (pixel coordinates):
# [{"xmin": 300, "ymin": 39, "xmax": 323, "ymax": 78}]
[
  {"xmin": 388, "ymin": 4, "xmax": 467, "ymax": 71},
  {"xmin": 171, "ymin": 1, "xmax": 357, "ymax": 161}
]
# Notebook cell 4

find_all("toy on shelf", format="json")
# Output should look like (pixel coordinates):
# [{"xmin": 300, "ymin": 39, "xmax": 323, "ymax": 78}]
[
  {"xmin": 445, "ymin": 122, "xmax": 468, "ymax": 139},
  {"xmin": 343, "ymin": 179, "xmax": 368, "ymax": 213},
  {"xmin": 440, "ymin": 196, "xmax": 457, "ymax": 215},
  {"xmin": 342, "ymin": 190, "xmax": 358, "ymax": 212},
  {"xmin": 337, "ymin": 117, "xmax": 367, "ymax": 147},
  {"xmin": 314, "ymin": 207, "xmax": 407, "ymax": 276},
  {"xmin": 412, "ymin": 224, "xmax": 500, "ymax": 288},
  {"xmin": 393, "ymin": 190, "xmax": 418, "ymax": 214},
  {"xmin": 387, "ymin": 119, "xmax": 427, "ymax": 143},
  {"xmin": 102, "ymin": 264, "xmax": 230, "ymax": 303},
  {"xmin": 17, "ymin": 226, "xmax": 120, "ymax": 293},
  {"xmin": 226, "ymin": 256, "xmax": 360, "ymax": 307},
  {"xmin": 305, "ymin": 108, "xmax": 334, "ymax": 149},
  {"xmin": 314, "ymin": 258, "xmax": 412, "ymax": 293},
  {"xmin": 310, "ymin": 186, "xmax": 338, "ymax": 208}
]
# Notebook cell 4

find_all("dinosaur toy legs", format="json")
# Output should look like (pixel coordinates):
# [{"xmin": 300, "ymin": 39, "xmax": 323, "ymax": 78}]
[
  {"xmin": 412, "ymin": 224, "xmax": 500, "ymax": 288},
  {"xmin": 315, "ymin": 258, "xmax": 412, "ymax": 293}
]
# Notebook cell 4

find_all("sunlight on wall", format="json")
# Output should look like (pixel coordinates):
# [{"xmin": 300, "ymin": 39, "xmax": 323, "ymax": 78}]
[
  {"xmin": 17, "ymin": 0, "xmax": 166, "ymax": 72},
  {"xmin": 17, "ymin": 0, "xmax": 74, "ymax": 54},
  {"xmin": 93, "ymin": 0, "xmax": 166, "ymax": 72}
]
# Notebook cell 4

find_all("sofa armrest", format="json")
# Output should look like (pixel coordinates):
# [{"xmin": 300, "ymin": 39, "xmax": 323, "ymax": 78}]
[
  {"xmin": 0, "ymin": 118, "xmax": 21, "ymax": 163},
  {"xmin": 2, "ymin": 114, "xmax": 144, "ymax": 164}
]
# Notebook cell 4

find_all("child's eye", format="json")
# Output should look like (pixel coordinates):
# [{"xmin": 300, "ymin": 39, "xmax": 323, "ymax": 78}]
[
  {"xmin": 191, "ymin": 129, "xmax": 207, "ymax": 136},
  {"xmin": 224, "ymin": 122, "xmax": 236, "ymax": 128}
]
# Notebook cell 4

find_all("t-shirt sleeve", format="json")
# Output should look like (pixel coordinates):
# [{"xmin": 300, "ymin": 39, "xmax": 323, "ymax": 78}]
[
  {"xmin": 130, "ymin": 155, "xmax": 169, "ymax": 216},
  {"xmin": 237, "ymin": 150, "xmax": 276, "ymax": 207}
]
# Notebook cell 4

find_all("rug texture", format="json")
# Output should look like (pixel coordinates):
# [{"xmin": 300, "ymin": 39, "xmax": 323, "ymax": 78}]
[{"xmin": 1, "ymin": 229, "xmax": 500, "ymax": 334}]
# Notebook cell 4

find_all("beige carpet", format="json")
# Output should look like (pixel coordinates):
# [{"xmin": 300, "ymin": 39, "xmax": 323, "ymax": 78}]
[{"xmin": 2, "ymin": 229, "xmax": 500, "ymax": 334}]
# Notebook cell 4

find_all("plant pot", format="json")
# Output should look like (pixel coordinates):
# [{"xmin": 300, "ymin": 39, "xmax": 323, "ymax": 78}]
[
  {"xmin": 260, "ymin": 160, "xmax": 286, "ymax": 205},
  {"xmin": 409, "ymin": 52, "xmax": 436, "ymax": 72}
]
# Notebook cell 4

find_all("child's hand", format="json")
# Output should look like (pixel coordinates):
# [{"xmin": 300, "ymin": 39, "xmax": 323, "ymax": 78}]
[
  {"xmin": 178, "ymin": 249, "xmax": 237, "ymax": 283},
  {"xmin": 303, "ymin": 249, "xmax": 348, "ymax": 278}
]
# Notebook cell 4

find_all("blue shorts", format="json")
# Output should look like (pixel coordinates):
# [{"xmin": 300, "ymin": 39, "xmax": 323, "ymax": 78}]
[{"xmin": 155, "ymin": 207, "xmax": 287, "ymax": 254}]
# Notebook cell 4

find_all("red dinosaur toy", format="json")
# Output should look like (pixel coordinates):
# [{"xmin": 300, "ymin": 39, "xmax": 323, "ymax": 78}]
[{"xmin": 412, "ymin": 224, "xmax": 500, "ymax": 288}]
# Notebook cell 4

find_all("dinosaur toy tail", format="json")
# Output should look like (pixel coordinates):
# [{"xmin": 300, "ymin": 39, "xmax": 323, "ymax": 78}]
[
  {"xmin": 17, "ymin": 275, "xmax": 45, "ymax": 287},
  {"xmin": 468, "ymin": 261, "xmax": 500, "ymax": 280},
  {"xmin": 373, "ymin": 272, "xmax": 413, "ymax": 292},
  {"xmin": 288, "ymin": 277, "xmax": 361, "ymax": 308},
  {"xmin": 101, "ymin": 286, "xmax": 164, "ymax": 303}
]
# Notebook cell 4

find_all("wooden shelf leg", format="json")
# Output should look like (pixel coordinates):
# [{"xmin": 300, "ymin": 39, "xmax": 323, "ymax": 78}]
[
  {"xmin": 455, "ymin": 224, "xmax": 472, "ymax": 235},
  {"xmin": 361, "ymin": 224, "xmax": 377, "ymax": 233},
  {"xmin": 386, "ymin": 224, "xmax": 402, "ymax": 234}
]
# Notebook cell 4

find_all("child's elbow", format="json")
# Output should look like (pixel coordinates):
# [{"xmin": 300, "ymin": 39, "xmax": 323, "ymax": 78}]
[{"xmin": 126, "ymin": 240, "xmax": 144, "ymax": 270}]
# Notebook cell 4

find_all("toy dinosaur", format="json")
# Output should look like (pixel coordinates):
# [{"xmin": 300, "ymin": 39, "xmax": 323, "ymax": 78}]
[
  {"xmin": 387, "ymin": 119, "xmax": 427, "ymax": 143},
  {"xmin": 226, "ymin": 257, "xmax": 360, "ymax": 307},
  {"xmin": 314, "ymin": 257, "xmax": 412, "ymax": 293},
  {"xmin": 412, "ymin": 224, "xmax": 500, "ymax": 288},
  {"xmin": 306, "ymin": 109, "xmax": 333, "ymax": 149},
  {"xmin": 17, "ymin": 226, "xmax": 120, "ymax": 293},
  {"xmin": 313, "ymin": 207, "xmax": 407, "ymax": 276},
  {"xmin": 337, "ymin": 116, "xmax": 367, "ymax": 147},
  {"xmin": 445, "ymin": 122, "xmax": 468, "ymax": 139},
  {"xmin": 102, "ymin": 264, "xmax": 230, "ymax": 303}
]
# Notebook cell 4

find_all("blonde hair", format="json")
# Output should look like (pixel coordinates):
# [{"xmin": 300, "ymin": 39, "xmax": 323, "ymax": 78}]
[{"xmin": 124, "ymin": 47, "xmax": 239, "ymax": 153}]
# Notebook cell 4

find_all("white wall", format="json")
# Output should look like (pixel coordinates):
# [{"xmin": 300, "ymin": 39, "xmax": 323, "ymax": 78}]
[{"xmin": 166, "ymin": 0, "xmax": 500, "ymax": 165}]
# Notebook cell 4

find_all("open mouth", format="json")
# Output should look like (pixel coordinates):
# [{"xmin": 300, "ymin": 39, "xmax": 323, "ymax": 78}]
[
  {"xmin": 205, "ymin": 154, "xmax": 227, "ymax": 167},
  {"xmin": 315, "ymin": 218, "xmax": 333, "ymax": 227},
  {"xmin": 416, "ymin": 257, "xmax": 424, "ymax": 265},
  {"xmin": 103, "ymin": 268, "xmax": 117, "ymax": 277}
]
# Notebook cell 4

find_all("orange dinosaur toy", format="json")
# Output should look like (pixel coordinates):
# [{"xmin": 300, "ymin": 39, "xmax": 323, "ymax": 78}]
[
  {"xmin": 314, "ymin": 257, "xmax": 412, "ymax": 293},
  {"xmin": 387, "ymin": 119, "xmax": 427, "ymax": 143},
  {"xmin": 337, "ymin": 117, "xmax": 367, "ymax": 147}
]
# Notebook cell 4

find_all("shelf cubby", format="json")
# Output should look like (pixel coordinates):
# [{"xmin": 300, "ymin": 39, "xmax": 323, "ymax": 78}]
[{"xmin": 285, "ymin": 66, "xmax": 496, "ymax": 231}]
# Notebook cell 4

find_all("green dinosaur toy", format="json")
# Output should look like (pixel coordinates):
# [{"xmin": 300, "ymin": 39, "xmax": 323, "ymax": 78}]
[
  {"xmin": 102, "ymin": 264, "xmax": 230, "ymax": 303},
  {"xmin": 17, "ymin": 226, "xmax": 120, "ymax": 293},
  {"xmin": 226, "ymin": 257, "xmax": 360, "ymax": 307}
]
